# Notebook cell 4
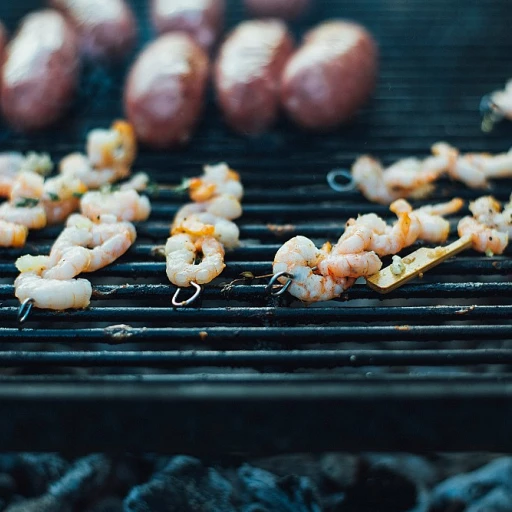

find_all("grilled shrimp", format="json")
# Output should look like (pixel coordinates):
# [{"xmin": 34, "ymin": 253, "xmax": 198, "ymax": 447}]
[
  {"xmin": 60, "ymin": 153, "xmax": 129, "ymax": 189},
  {"xmin": 458, "ymin": 216, "xmax": 508, "ymax": 255},
  {"xmin": 273, "ymin": 235, "xmax": 354, "ymax": 302},
  {"xmin": 317, "ymin": 249, "xmax": 382, "ymax": 279},
  {"xmin": 42, "ymin": 246, "xmax": 92, "ymax": 280},
  {"xmin": 174, "ymin": 196, "xmax": 242, "ymax": 224},
  {"xmin": 0, "ymin": 152, "xmax": 25, "ymax": 197},
  {"xmin": 188, "ymin": 163, "xmax": 244, "ymax": 202},
  {"xmin": 0, "ymin": 152, "xmax": 53, "ymax": 199},
  {"xmin": 486, "ymin": 79, "xmax": 512, "ymax": 121},
  {"xmin": 390, "ymin": 198, "xmax": 463, "ymax": 244},
  {"xmin": 87, "ymin": 120, "xmax": 137, "ymax": 171},
  {"xmin": 119, "ymin": 172, "xmax": 150, "ymax": 192},
  {"xmin": 165, "ymin": 233, "xmax": 226, "ymax": 287},
  {"xmin": 384, "ymin": 143, "xmax": 457, "ymax": 189},
  {"xmin": 449, "ymin": 149, "xmax": 512, "ymax": 189},
  {"xmin": 0, "ymin": 220, "xmax": 27, "ymax": 247},
  {"xmin": 468, "ymin": 195, "xmax": 512, "ymax": 238},
  {"xmin": 47, "ymin": 214, "xmax": 136, "ymax": 275},
  {"xmin": 15, "ymin": 271, "xmax": 92, "ymax": 310},
  {"xmin": 9, "ymin": 171, "xmax": 44, "ymax": 203},
  {"xmin": 173, "ymin": 212, "xmax": 240, "ymax": 248},
  {"xmin": 42, "ymin": 174, "xmax": 88, "ymax": 224},
  {"xmin": 80, "ymin": 189, "xmax": 151, "ymax": 222},
  {"xmin": 338, "ymin": 211, "xmax": 412, "ymax": 257},
  {"xmin": 0, "ymin": 203, "xmax": 46, "ymax": 230},
  {"xmin": 87, "ymin": 217, "xmax": 136, "ymax": 272},
  {"xmin": 352, "ymin": 143, "xmax": 456, "ymax": 205},
  {"xmin": 172, "ymin": 199, "xmax": 241, "ymax": 248}
]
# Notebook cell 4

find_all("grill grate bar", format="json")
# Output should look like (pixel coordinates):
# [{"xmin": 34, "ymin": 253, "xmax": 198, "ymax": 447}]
[
  {"xmin": 3, "ymin": 325, "xmax": 512, "ymax": 344},
  {"xmin": 1, "ymin": 349, "xmax": 511, "ymax": 368},
  {"xmin": 0, "ymin": 304, "xmax": 509, "ymax": 323},
  {"xmin": 1, "ymin": 282, "xmax": 512, "ymax": 300}
]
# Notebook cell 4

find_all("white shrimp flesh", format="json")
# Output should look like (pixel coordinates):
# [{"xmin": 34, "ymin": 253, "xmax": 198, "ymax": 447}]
[
  {"xmin": 80, "ymin": 189, "xmax": 151, "ymax": 222},
  {"xmin": 165, "ymin": 233, "xmax": 226, "ymax": 287}
]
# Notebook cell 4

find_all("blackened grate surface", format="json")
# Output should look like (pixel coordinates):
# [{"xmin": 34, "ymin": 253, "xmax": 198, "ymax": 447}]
[{"xmin": 1, "ymin": 0, "xmax": 512, "ymax": 454}]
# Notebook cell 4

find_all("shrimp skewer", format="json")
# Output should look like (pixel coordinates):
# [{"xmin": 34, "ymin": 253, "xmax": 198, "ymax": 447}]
[
  {"xmin": 350, "ymin": 142, "xmax": 512, "ymax": 204},
  {"xmin": 351, "ymin": 143, "xmax": 457, "ymax": 204},
  {"xmin": 14, "ymin": 213, "xmax": 137, "ymax": 311},
  {"xmin": 164, "ymin": 163, "xmax": 244, "ymax": 295},
  {"xmin": 296, "ymin": 198, "xmax": 462, "ymax": 290},
  {"xmin": 15, "ymin": 254, "xmax": 92, "ymax": 310}
]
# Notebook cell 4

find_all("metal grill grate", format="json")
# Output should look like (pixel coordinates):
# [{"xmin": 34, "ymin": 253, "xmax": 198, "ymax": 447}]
[{"xmin": 0, "ymin": 0, "xmax": 512, "ymax": 455}]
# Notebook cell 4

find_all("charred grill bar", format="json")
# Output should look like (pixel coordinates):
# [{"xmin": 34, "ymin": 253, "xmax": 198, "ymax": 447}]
[{"xmin": 0, "ymin": 0, "xmax": 512, "ymax": 454}]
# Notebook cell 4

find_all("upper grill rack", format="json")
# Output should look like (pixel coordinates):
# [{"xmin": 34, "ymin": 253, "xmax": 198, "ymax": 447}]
[{"xmin": 0, "ymin": 0, "xmax": 512, "ymax": 454}]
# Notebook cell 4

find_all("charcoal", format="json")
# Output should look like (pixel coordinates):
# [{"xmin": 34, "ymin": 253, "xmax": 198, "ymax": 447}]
[
  {"xmin": 4, "ymin": 494, "xmax": 72, "ymax": 512},
  {"xmin": 431, "ymin": 457, "xmax": 512, "ymax": 510},
  {"xmin": 124, "ymin": 456, "xmax": 236, "ymax": 512},
  {"xmin": 433, "ymin": 454, "xmax": 501, "ymax": 483},
  {"xmin": 0, "ymin": 454, "xmax": 68, "ymax": 497},
  {"xmin": 466, "ymin": 487, "xmax": 512, "ymax": 512},
  {"xmin": 250, "ymin": 454, "xmax": 324, "ymax": 485},
  {"xmin": 0, "ymin": 474, "xmax": 16, "ymax": 500},
  {"xmin": 237, "ymin": 464, "xmax": 321, "ymax": 512},
  {"xmin": 49, "ymin": 454, "xmax": 112, "ymax": 502},
  {"xmin": 86, "ymin": 496, "xmax": 124, "ymax": 512},
  {"xmin": 322, "ymin": 492, "xmax": 346, "ymax": 512},
  {"xmin": 364, "ymin": 454, "xmax": 438, "ymax": 487},
  {"xmin": 5, "ymin": 455, "xmax": 112, "ymax": 511},
  {"xmin": 340, "ymin": 462, "xmax": 418, "ymax": 512},
  {"xmin": 320, "ymin": 454, "xmax": 360, "ymax": 489}
]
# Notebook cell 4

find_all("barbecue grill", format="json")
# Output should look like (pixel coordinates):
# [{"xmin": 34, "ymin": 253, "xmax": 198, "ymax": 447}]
[{"xmin": 1, "ymin": 0, "xmax": 512, "ymax": 455}]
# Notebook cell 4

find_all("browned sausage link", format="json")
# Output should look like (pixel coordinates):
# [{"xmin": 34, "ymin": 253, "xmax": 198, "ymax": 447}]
[
  {"xmin": 0, "ymin": 21, "xmax": 7, "ymax": 59},
  {"xmin": 151, "ymin": 0, "xmax": 225, "ymax": 51},
  {"xmin": 281, "ymin": 20, "xmax": 378, "ymax": 130},
  {"xmin": 49, "ymin": 0, "xmax": 137, "ymax": 61},
  {"xmin": 0, "ymin": 10, "xmax": 80, "ymax": 131},
  {"xmin": 214, "ymin": 20, "xmax": 294, "ymax": 135},
  {"xmin": 244, "ymin": 0, "xmax": 311, "ymax": 20},
  {"xmin": 124, "ymin": 33, "xmax": 209, "ymax": 149}
]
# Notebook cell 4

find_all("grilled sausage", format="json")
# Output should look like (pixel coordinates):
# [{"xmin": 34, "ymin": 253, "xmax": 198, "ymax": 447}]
[
  {"xmin": 49, "ymin": 0, "xmax": 137, "ymax": 61},
  {"xmin": 244, "ymin": 0, "xmax": 311, "ymax": 20},
  {"xmin": 281, "ymin": 21, "xmax": 378, "ymax": 130},
  {"xmin": 1, "ymin": 10, "xmax": 80, "ymax": 131},
  {"xmin": 151, "ymin": 0, "xmax": 225, "ymax": 51},
  {"xmin": 214, "ymin": 20, "xmax": 294, "ymax": 135},
  {"xmin": 124, "ymin": 33, "xmax": 209, "ymax": 148},
  {"xmin": 0, "ymin": 21, "xmax": 7, "ymax": 59}
]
